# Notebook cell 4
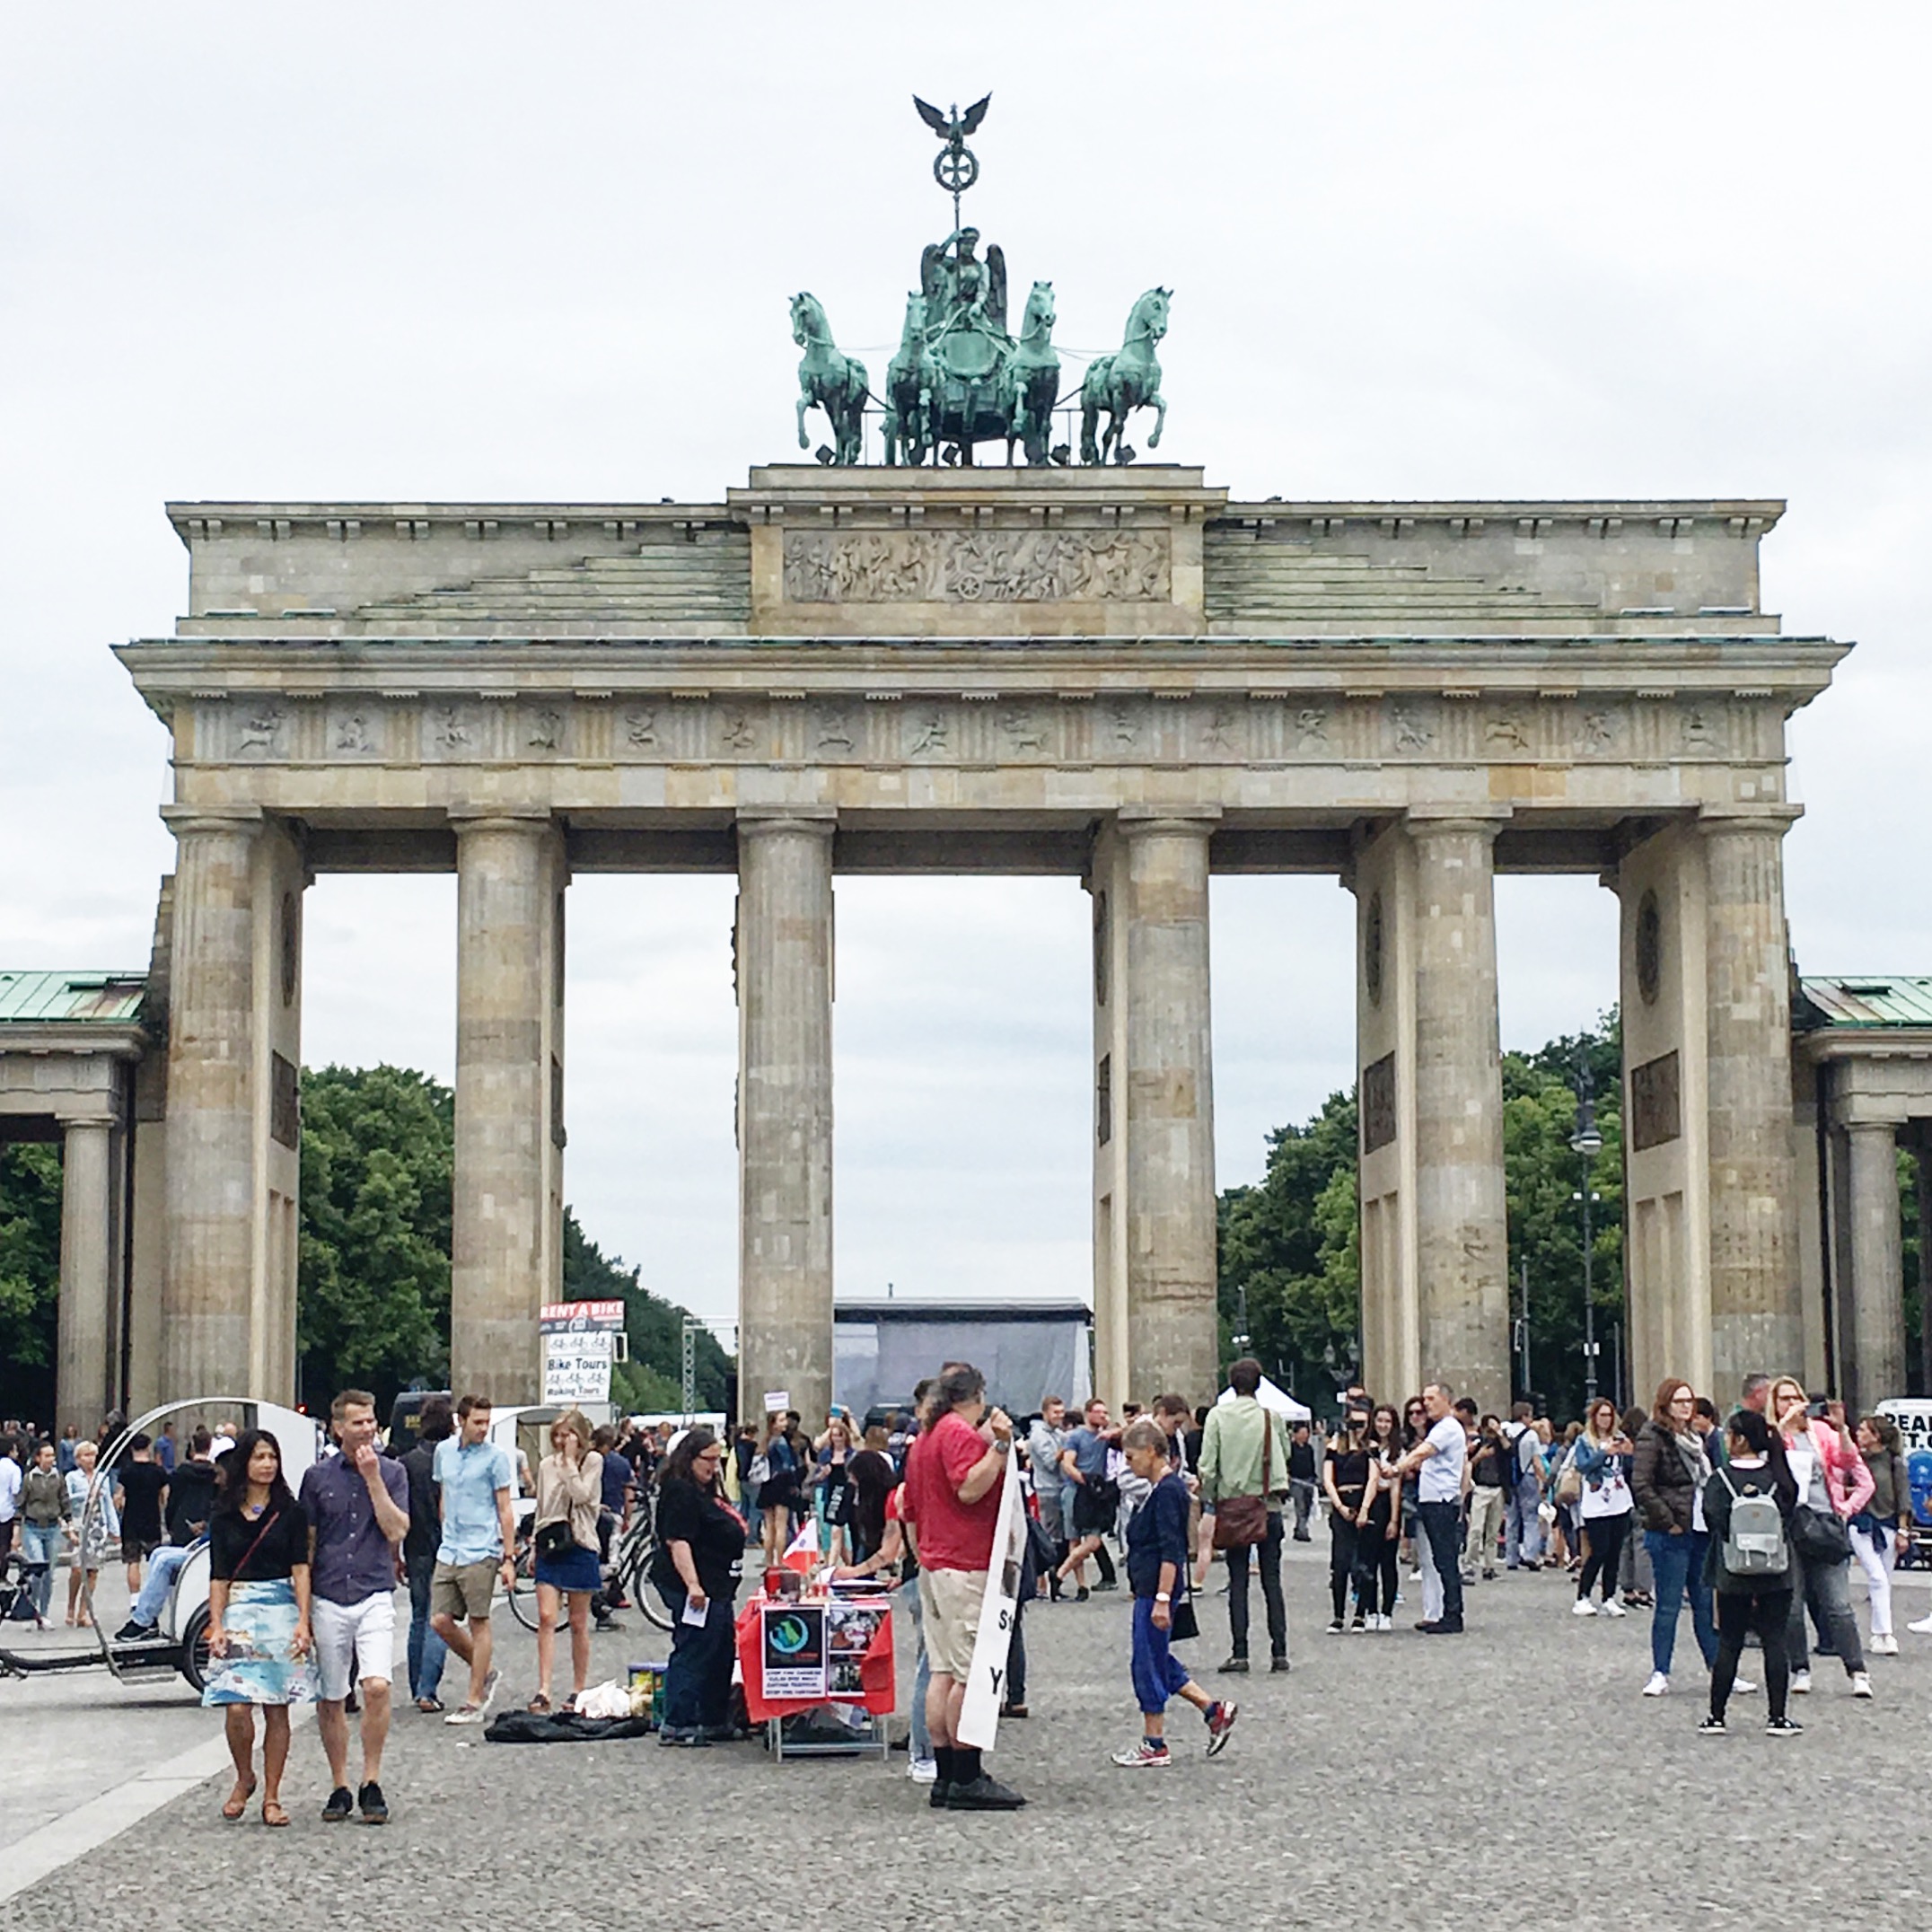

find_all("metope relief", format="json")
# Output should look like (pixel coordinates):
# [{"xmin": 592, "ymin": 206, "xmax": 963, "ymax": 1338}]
[{"xmin": 781, "ymin": 527, "xmax": 1172, "ymax": 604}]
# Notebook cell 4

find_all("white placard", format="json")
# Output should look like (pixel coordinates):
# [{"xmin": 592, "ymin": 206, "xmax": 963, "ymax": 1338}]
[
  {"xmin": 542, "ymin": 1329, "xmax": 615, "ymax": 1403},
  {"xmin": 763, "ymin": 1389, "xmax": 790, "ymax": 1413},
  {"xmin": 955, "ymin": 1442, "xmax": 1027, "ymax": 1752}
]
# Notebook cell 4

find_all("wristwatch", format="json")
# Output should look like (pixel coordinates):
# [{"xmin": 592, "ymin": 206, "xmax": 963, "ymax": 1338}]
[
  {"xmin": 993, "ymin": 1438, "xmax": 1011, "ymax": 1454},
  {"xmin": 1155, "ymin": 1592, "xmax": 1171, "ymax": 1603}
]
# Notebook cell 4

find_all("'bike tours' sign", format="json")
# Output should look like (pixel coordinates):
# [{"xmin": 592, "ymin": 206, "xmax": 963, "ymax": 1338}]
[{"xmin": 540, "ymin": 1300, "xmax": 626, "ymax": 1404}]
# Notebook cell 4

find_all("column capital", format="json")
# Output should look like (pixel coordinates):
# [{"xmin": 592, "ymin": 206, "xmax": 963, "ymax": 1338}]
[
  {"xmin": 1404, "ymin": 806, "xmax": 1511, "ymax": 842},
  {"xmin": 736, "ymin": 806, "xmax": 835, "ymax": 841},
  {"xmin": 449, "ymin": 808, "xmax": 555, "ymax": 837},
  {"xmin": 1695, "ymin": 804, "xmax": 1804, "ymax": 838},
  {"xmin": 161, "ymin": 804, "xmax": 264, "ymax": 839},
  {"xmin": 1836, "ymin": 1104, "xmax": 1909, "ymax": 1134},
  {"xmin": 57, "ymin": 1112, "xmax": 119, "ymax": 1133},
  {"xmin": 1115, "ymin": 806, "xmax": 1221, "ymax": 839}
]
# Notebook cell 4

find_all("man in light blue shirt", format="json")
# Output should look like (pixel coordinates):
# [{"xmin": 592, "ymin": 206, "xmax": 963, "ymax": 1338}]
[{"xmin": 428, "ymin": 1395, "xmax": 517, "ymax": 1725}]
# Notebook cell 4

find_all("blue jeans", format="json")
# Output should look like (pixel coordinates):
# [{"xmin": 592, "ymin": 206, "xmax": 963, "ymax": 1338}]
[
  {"xmin": 1645, "ymin": 1528, "xmax": 1717, "ymax": 1675},
  {"xmin": 1130, "ymin": 1594, "xmax": 1193, "ymax": 1715},
  {"xmin": 20, "ymin": 1523, "xmax": 61, "ymax": 1618},
  {"xmin": 132, "ymin": 1545, "xmax": 190, "ymax": 1626},
  {"xmin": 1417, "ymin": 1501, "xmax": 1465, "ymax": 1629},
  {"xmin": 1506, "ymin": 1488, "xmax": 1543, "ymax": 1567},
  {"xmin": 900, "ymin": 1576, "xmax": 931, "ymax": 1761},
  {"xmin": 663, "ymin": 1586, "xmax": 737, "ymax": 1732},
  {"xmin": 406, "ymin": 1554, "xmax": 448, "ymax": 1702}
]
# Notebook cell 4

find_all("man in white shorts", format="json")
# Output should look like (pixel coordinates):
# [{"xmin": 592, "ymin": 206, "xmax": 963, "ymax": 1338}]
[{"xmin": 300, "ymin": 1390, "xmax": 409, "ymax": 1823}]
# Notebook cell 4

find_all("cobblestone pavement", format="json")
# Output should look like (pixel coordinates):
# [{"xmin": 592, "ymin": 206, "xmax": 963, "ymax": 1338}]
[{"xmin": 7, "ymin": 1543, "xmax": 1930, "ymax": 1931}]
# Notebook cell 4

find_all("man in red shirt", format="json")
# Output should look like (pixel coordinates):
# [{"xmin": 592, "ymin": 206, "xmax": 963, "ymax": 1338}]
[{"xmin": 901, "ymin": 1361, "xmax": 1025, "ymax": 1812}]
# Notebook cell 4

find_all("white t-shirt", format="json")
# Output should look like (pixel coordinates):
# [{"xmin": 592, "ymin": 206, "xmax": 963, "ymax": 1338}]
[
  {"xmin": 0, "ymin": 1455, "xmax": 20, "ymax": 1523},
  {"xmin": 1418, "ymin": 1416, "xmax": 1466, "ymax": 1503},
  {"xmin": 1579, "ymin": 1451, "xmax": 1633, "ymax": 1520}
]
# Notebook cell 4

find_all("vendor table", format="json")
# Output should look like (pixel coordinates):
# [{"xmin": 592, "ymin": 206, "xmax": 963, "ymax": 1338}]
[{"xmin": 734, "ymin": 1594, "xmax": 895, "ymax": 1762}]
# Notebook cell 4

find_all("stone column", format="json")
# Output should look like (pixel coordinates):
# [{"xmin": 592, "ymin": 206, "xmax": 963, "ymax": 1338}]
[
  {"xmin": 736, "ymin": 810, "xmax": 835, "ymax": 1430},
  {"xmin": 1700, "ymin": 810, "xmax": 1802, "ymax": 1384},
  {"xmin": 56, "ymin": 1114, "xmax": 116, "ymax": 1433},
  {"xmin": 1118, "ymin": 811, "xmax": 1220, "ymax": 1404},
  {"xmin": 452, "ymin": 813, "xmax": 564, "ymax": 1404},
  {"xmin": 1409, "ymin": 812, "xmax": 1509, "ymax": 1415},
  {"xmin": 1919, "ymin": 1137, "xmax": 1932, "ymax": 1402},
  {"xmin": 1843, "ymin": 1119, "xmax": 1906, "ymax": 1411},
  {"xmin": 161, "ymin": 808, "xmax": 262, "ymax": 1400}
]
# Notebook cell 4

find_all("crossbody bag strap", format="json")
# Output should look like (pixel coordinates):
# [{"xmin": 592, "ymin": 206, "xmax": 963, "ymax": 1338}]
[{"xmin": 232, "ymin": 1506, "xmax": 283, "ymax": 1581}]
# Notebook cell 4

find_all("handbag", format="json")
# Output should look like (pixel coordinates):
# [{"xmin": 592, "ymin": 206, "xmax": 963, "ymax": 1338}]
[
  {"xmin": 1211, "ymin": 1409, "xmax": 1275, "ymax": 1550},
  {"xmin": 534, "ymin": 1518, "xmax": 575, "ymax": 1561},
  {"xmin": 1168, "ymin": 1597, "xmax": 1199, "ymax": 1642},
  {"xmin": 1554, "ymin": 1453, "xmax": 1582, "ymax": 1509},
  {"xmin": 1791, "ymin": 1502, "xmax": 1849, "ymax": 1562}
]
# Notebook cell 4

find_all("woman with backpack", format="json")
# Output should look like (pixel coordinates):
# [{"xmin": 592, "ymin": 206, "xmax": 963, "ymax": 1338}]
[
  {"xmin": 1631, "ymin": 1380, "xmax": 1723, "ymax": 1698},
  {"xmin": 1699, "ymin": 1409, "xmax": 1801, "ymax": 1736},
  {"xmin": 1768, "ymin": 1375, "xmax": 1873, "ymax": 1699}
]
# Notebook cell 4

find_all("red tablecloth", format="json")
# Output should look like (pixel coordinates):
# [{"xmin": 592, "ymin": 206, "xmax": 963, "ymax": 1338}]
[{"xmin": 734, "ymin": 1596, "xmax": 895, "ymax": 1724}]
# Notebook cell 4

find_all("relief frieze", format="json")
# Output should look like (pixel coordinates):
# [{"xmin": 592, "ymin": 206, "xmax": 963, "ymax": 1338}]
[{"xmin": 781, "ymin": 527, "xmax": 1172, "ymax": 604}]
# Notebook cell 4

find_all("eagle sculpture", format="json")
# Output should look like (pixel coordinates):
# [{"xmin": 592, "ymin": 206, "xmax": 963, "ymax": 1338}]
[{"xmin": 913, "ymin": 92, "xmax": 991, "ymax": 144}]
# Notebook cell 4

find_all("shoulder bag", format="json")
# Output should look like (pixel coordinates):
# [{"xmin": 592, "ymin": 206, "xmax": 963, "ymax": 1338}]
[
  {"xmin": 1212, "ymin": 1411, "xmax": 1273, "ymax": 1550},
  {"xmin": 1791, "ymin": 1501, "xmax": 1849, "ymax": 1562}
]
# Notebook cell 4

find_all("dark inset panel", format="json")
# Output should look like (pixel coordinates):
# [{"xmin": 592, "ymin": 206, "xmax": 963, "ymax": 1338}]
[
  {"xmin": 1362, "ymin": 1051, "xmax": 1397, "ymax": 1154},
  {"xmin": 1629, "ymin": 1049, "xmax": 1682, "ymax": 1152}
]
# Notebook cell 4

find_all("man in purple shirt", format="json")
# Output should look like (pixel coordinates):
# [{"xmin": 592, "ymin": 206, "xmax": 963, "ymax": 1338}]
[{"xmin": 299, "ymin": 1389, "xmax": 408, "ymax": 1825}]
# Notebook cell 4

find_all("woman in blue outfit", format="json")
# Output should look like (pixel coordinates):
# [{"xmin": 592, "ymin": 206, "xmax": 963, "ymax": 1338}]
[
  {"xmin": 203, "ymin": 1429, "xmax": 315, "ymax": 1826},
  {"xmin": 1630, "ymin": 1378, "xmax": 1721, "ymax": 1699},
  {"xmin": 529, "ymin": 1409, "xmax": 603, "ymax": 1714}
]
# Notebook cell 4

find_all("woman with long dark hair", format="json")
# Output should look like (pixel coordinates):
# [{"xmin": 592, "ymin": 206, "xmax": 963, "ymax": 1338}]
[
  {"xmin": 1358, "ymin": 1403, "xmax": 1403, "ymax": 1631},
  {"xmin": 1398, "ymin": 1396, "xmax": 1427, "ymax": 1576},
  {"xmin": 652, "ymin": 1427, "xmax": 745, "ymax": 1744},
  {"xmin": 1699, "ymin": 1409, "xmax": 1800, "ymax": 1735},
  {"xmin": 1322, "ymin": 1404, "xmax": 1374, "ymax": 1633},
  {"xmin": 203, "ymin": 1429, "xmax": 314, "ymax": 1825}
]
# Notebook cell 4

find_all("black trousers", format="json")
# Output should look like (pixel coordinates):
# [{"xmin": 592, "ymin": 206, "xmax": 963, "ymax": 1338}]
[
  {"xmin": 1417, "ymin": 1500, "xmax": 1465, "ymax": 1629},
  {"xmin": 1713, "ymin": 1586, "xmax": 1793, "ymax": 1721},
  {"xmin": 1328, "ymin": 1515, "xmax": 1361, "ymax": 1620},
  {"xmin": 1225, "ymin": 1508, "xmax": 1287, "ymax": 1659},
  {"xmin": 1357, "ymin": 1516, "xmax": 1399, "ymax": 1615},
  {"xmin": 1577, "ymin": 1513, "xmax": 1630, "ymax": 1604}
]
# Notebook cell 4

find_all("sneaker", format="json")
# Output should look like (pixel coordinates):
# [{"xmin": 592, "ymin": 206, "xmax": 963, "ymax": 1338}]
[
  {"xmin": 1642, "ymin": 1672, "xmax": 1670, "ymax": 1697},
  {"xmin": 1870, "ymin": 1633, "xmax": 1899, "ymax": 1656},
  {"xmin": 1791, "ymin": 1670, "xmax": 1812, "ymax": 1695},
  {"xmin": 1849, "ymin": 1671, "xmax": 1874, "ymax": 1699},
  {"xmin": 1732, "ymin": 1676, "xmax": 1759, "ymax": 1695},
  {"xmin": 1765, "ymin": 1715, "xmax": 1804, "ymax": 1738},
  {"xmin": 1349, "ymin": 1615, "xmax": 1366, "ymax": 1631},
  {"xmin": 1572, "ymin": 1599, "xmax": 1598, "ymax": 1618},
  {"xmin": 1602, "ymin": 1600, "xmax": 1628, "ymax": 1619},
  {"xmin": 479, "ymin": 1666, "xmax": 502, "ymax": 1716},
  {"xmin": 321, "ymin": 1786, "xmax": 355, "ymax": 1822},
  {"xmin": 998, "ymin": 1701, "xmax": 1029, "ymax": 1719},
  {"xmin": 1076, "ymin": 1586, "xmax": 1091, "ymax": 1603},
  {"xmin": 1111, "ymin": 1739, "xmax": 1172, "ymax": 1769},
  {"xmin": 908, "ymin": 1756, "xmax": 939, "ymax": 1784},
  {"xmin": 1696, "ymin": 1714, "xmax": 1726, "ymax": 1736},
  {"xmin": 1216, "ymin": 1655, "xmax": 1250, "ymax": 1674},
  {"xmin": 113, "ymin": 1619, "xmax": 161, "ymax": 1643},
  {"xmin": 444, "ymin": 1701, "xmax": 485, "ymax": 1726},
  {"xmin": 1376, "ymin": 1614, "xmax": 1393, "ymax": 1633},
  {"xmin": 1204, "ymin": 1699, "xmax": 1239, "ymax": 1757},
  {"xmin": 946, "ymin": 1773, "xmax": 1027, "ymax": 1810},
  {"xmin": 1406, "ymin": 1569, "xmax": 1423, "ymax": 1583},
  {"xmin": 1092, "ymin": 1578, "xmax": 1120, "ymax": 1593},
  {"xmin": 1269, "ymin": 1655, "xmax": 1291, "ymax": 1673},
  {"xmin": 357, "ymin": 1780, "xmax": 388, "ymax": 1825},
  {"xmin": 1481, "ymin": 1568, "xmax": 1497, "ymax": 1581},
  {"xmin": 1907, "ymin": 1612, "xmax": 1932, "ymax": 1636},
  {"xmin": 1325, "ymin": 1619, "xmax": 1344, "ymax": 1635}
]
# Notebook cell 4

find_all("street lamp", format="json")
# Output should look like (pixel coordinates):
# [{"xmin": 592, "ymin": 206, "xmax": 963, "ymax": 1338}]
[{"xmin": 1570, "ymin": 1064, "xmax": 1604, "ymax": 1404}]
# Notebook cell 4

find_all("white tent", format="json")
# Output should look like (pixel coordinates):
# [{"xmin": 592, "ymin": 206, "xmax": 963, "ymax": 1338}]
[{"xmin": 1215, "ymin": 1374, "xmax": 1311, "ymax": 1422}]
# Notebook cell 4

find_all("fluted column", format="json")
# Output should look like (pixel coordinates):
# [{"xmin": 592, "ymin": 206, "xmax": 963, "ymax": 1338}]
[
  {"xmin": 1118, "ymin": 811, "xmax": 1219, "ymax": 1403},
  {"xmin": 56, "ymin": 1115, "xmax": 116, "ymax": 1433},
  {"xmin": 1409, "ymin": 812, "xmax": 1509, "ymax": 1414},
  {"xmin": 1843, "ymin": 1119, "xmax": 1905, "ymax": 1412},
  {"xmin": 736, "ymin": 810, "xmax": 835, "ymax": 1429},
  {"xmin": 161, "ymin": 808, "xmax": 262, "ymax": 1400},
  {"xmin": 452, "ymin": 813, "xmax": 565, "ymax": 1404},
  {"xmin": 1700, "ymin": 810, "xmax": 1801, "ymax": 1383}
]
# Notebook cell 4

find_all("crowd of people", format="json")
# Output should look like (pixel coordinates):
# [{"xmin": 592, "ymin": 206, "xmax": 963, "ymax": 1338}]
[{"xmin": 0, "ymin": 1355, "xmax": 1923, "ymax": 1826}]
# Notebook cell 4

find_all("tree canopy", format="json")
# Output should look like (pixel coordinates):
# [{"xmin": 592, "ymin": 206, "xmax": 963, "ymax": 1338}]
[{"xmin": 0, "ymin": 1143, "xmax": 62, "ymax": 1425}]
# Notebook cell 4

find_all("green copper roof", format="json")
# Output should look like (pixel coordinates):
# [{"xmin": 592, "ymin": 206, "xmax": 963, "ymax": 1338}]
[
  {"xmin": 1797, "ymin": 975, "xmax": 1932, "ymax": 1030},
  {"xmin": 0, "ymin": 971, "xmax": 147, "ymax": 1026}
]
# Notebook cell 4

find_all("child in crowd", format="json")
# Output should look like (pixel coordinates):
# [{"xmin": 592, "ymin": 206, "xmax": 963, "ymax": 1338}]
[{"xmin": 1112, "ymin": 1419, "xmax": 1237, "ymax": 1768}]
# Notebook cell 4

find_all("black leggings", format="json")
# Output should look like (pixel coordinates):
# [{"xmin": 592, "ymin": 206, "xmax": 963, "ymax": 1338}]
[
  {"xmin": 1329, "ymin": 1514, "xmax": 1361, "ymax": 1620},
  {"xmin": 1576, "ymin": 1513, "xmax": 1629, "ymax": 1603},
  {"xmin": 1356, "ymin": 1513, "xmax": 1398, "ymax": 1616},
  {"xmin": 1714, "ymin": 1587, "xmax": 1792, "ymax": 1720}
]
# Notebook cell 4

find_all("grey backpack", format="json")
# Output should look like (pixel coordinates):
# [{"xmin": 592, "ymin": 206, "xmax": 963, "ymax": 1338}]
[{"xmin": 1717, "ymin": 1471, "xmax": 1787, "ymax": 1577}]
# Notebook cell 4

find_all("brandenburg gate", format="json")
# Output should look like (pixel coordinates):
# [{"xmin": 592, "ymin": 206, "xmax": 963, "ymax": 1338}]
[{"xmin": 112, "ymin": 465, "xmax": 1844, "ymax": 1423}]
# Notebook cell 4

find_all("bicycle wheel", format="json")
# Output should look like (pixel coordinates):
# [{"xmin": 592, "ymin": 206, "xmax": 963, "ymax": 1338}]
[
  {"xmin": 620, "ymin": 1533, "xmax": 674, "ymax": 1632},
  {"xmin": 505, "ymin": 1536, "xmax": 540, "ymax": 1632}
]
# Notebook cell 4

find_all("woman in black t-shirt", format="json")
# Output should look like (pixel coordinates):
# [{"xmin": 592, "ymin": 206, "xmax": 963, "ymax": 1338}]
[
  {"xmin": 653, "ymin": 1428, "xmax": 745, "ymax": 1743},
  {"xmin": 1322, "ymin": 1408, "xmax": 1374, "ymax": 1633},
  {"xmin": 202, "ymin": 1429, "xmax": 314, "ymax": 1827}
]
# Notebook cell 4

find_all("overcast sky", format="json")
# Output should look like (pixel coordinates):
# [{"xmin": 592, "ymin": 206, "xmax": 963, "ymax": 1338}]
[{"xmin": 4, "ymin": 6, "xmax": 1928, "ymax": 1328}]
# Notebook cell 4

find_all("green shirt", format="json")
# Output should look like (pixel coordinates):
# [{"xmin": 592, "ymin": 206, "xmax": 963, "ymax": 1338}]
[{"xmin": 1199, "ymin": 1397, "xmax": 1292, "ymax": 1506}]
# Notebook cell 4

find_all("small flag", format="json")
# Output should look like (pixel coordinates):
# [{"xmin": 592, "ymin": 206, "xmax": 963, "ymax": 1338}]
[{"xmin": 781, "ymin": 1515, "xmax": 820, "ymax": 1574}]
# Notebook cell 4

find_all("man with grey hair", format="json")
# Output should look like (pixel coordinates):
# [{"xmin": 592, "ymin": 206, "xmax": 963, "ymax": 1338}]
[
  {"xmin": 900, "ymin": 1361, "xmax": 1025, "ymax": 1812},
  {"xmin": 1739, "ymin": 1373, "xmax": 1771, "ymax": 1417},
  {"xmin": 1396, "ymin": 1381, "xmax": 1467, "ymax": 1635}
]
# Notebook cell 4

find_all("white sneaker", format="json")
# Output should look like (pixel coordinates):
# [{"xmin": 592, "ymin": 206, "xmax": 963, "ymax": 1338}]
[
  {"xmin": 1732, "ymin": 1675, "xmax": 1759, "ymax": 1695},
  {"xmin": 1791, "ymin": 1669, "xmax": 1812, "ymax": 1695},
  {"xmin": 1572, "ymin": 1599, "xmax": 1598, "ymax": 1618},
  {"xmin": 1870, "ymin": 1633, "xmax": 1899, "ymax": 1656},
  {"xmin": 1379, "ymin": 1614, "xmax": 1394, "ymax": 1632},
  {"xmin": 1602, "ymin": 1600, "xmax": 1628, "ymax": 1619},
  {"xmin": 1907, "ymin": 1612, "xmax": 1932, "ymax": 1636},
  {"xmin": 908, "ymin": 1756, "xmax": 938, "ymax": 1783},
  {"xmin": 1641, "ymin": 1672, "xmax": 1670, "ymax": 1697},
  {"xmin": 1850, "ymin": 1671, "xmax": 1874, "ymax": 1699}
]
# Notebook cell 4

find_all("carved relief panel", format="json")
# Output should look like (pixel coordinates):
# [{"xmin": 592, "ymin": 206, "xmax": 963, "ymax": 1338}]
[{"xmin": 781, "ymin": 527, "xmax": 1172, "ymax": 605}]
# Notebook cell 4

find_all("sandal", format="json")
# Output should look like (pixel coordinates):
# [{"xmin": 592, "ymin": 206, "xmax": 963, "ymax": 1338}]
[
  {"xmin": 526, "ymin": 1692, "xmax": 552, "ymax": 1715},
  {"xmin": 415, "ymin": 1695, "xmax": 444, "ymax": 1715},
  {"xmin": 261, "ymin": 1799, "xmax": 291, "ymax": 1828},
  {"xmin": 222, "ymin": 1775, "xmax": 258, "ymax": 1822}
]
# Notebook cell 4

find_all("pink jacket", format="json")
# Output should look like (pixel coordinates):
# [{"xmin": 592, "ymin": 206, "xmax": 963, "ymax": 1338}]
[{"xmin": 1779, "ymin": 1419, "xmax": 1874, "ymax": 1518}]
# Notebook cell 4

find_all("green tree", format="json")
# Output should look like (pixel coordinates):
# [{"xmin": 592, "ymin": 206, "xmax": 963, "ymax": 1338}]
[
  {"xmin": 0, "ymin": 1142, "xmax": 62, "ymax": 1425},
  {"xmin": 298, "ymin": 1065, "xmax": 454, "ymax": 1412},
  {"xmin": 564, "ymin": 1215, "xmax": 733, "ymax": 1413}
]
